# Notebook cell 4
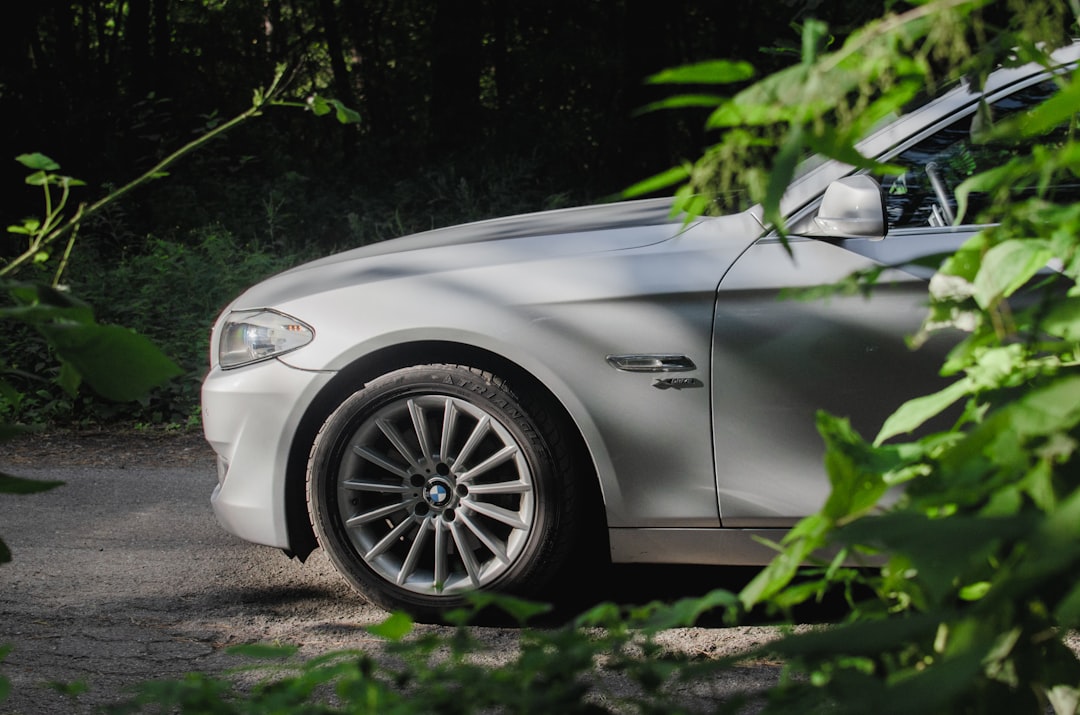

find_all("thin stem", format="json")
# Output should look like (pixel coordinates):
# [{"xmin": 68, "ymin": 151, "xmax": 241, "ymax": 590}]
[
  {"xmin": 52, "ymin": 222, "xmax": 80, "ymax": 287},
  {"xmin": 1, "ymin": 67, "xmax": 290, "ymax": 280}
]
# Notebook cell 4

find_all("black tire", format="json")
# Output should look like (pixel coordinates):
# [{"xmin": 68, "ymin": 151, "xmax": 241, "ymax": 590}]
[{"xmin": 307, "ymin": 364, "xmax": 581, "ymax": 617}]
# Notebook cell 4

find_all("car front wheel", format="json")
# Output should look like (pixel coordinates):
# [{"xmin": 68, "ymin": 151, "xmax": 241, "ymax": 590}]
[{"xmin": 307, "ymin": 364, "xmax": 580, "ymax": 617}]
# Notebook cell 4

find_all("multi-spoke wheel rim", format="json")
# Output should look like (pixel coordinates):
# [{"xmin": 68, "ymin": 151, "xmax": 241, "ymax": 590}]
[{"xmin": 333, "ymin": 394, "xmax": 536, "ymax": 595}]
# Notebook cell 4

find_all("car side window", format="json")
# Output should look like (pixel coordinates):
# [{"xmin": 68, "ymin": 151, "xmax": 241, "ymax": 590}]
[{"xmin": 881, "ymin": 80, "xmax": 1079, "ymax": 230}]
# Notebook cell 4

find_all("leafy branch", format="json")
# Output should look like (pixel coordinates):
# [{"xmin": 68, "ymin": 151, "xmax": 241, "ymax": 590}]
[
  {"xmin": 0, "ymin": 67, "xmax": 360, "ymax": 576},
  {"xmin": 2, "ymin": 65, "xmax": 358, "ymax": 284}
]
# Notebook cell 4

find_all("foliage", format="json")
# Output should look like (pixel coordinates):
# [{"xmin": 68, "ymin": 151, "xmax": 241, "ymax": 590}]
[
  {"xmin": 64, "ymin": 228, "xmax": 314, "ymax": 426},
  {"xmin": 1, "ymin": 1, "xmax": 888, "ymax": 255},
  {"xmin": 105, "ymin": 592, "xmax": 746, "ymax": 715},
  {"xmin": 0, "ymin": 65, "xmax": 362, "ymax": 429},
  {"xmin": 7, "ymin": 1, "xmax": 1080, "ymax": 713},
  {"xmin": 0, "ymin": 150, "xmax": 576, "ymax": 429},
  {"xmin": 634, "ymin": 0, "xmax": 1080, "ymax": 713},
  {"xmin": 0, "ymin": 67, "xmax": 360, "ymax": 704}
]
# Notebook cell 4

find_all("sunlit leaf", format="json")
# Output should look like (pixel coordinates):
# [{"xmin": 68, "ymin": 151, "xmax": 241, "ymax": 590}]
[
  {"xmin": 973, "ymin": 239, "xmax": 1052, "ymax": 308},
  {"xmin": 647, "ymin": 60, "xmax": 755, "ymax": 85},
  {"xmin": 640, "ymin": 589, "xmax": 738, "ymax": 632},
  {"xmin": 307, "ymin": 95, "xmax": 332, "ymax": 116},
  {"xmin": 958, "ymin": 581, "xmax": 991, "ymax": 601},
  {"xmin": 7, "ymin": 218, "xmax": 40, "ymax": 235},
  {"xmin": 16, "ymin": 153, "xmax": 60, "ymax": 171},
  {"xmin": 992, "ymin": 68, "xmax": 1080, "ymax": 139},
  {"xmin": 636, "ymin": 94, "xmax": 726, "ymax": 114},
  {"xmin": 621, "ymin": 164, "xmax": 691, "ymax": 199},
  {"xmin": 367, "ymin": 611, "xmax": 413, "ymax": 641},
  {"xmin": 24, "ymin": 170, "xmax": 49, "ymax": 187},
  {"xmin": 876, "ymin": 379, "xmax": 971, "ymax": 445}
]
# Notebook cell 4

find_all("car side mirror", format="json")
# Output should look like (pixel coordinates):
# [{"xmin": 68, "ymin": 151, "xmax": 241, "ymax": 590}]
[{"xmin": 800, "ymin": 175, "xmax": 887, "ymax": 241}]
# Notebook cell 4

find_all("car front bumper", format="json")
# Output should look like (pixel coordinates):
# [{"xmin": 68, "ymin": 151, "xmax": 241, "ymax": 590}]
[{"xmin": 201, "ymin": 357, "xmax": 335, "ymax": 550}]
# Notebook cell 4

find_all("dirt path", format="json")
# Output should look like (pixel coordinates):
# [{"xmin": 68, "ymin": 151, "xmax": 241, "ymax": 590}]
[{"xmin": 0, "ymin": 430, "xmax": 785, "ymax": 713}]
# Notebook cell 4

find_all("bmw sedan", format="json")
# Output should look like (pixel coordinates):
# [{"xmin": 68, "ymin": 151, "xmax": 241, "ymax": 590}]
[{"xmin": 201, "ymin": 45, "xmax": 1080, "ymax": 616}]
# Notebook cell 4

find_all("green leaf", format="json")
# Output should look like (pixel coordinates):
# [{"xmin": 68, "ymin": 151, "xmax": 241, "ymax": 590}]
[
  {"xmin": 837, "ymin": 513, "xmax": 1031, "ymax": 605},
  {"xmin": 1041, "ymin": 296, "xmax": 1080, "ymax": 341},
  {"xmin": 640, "ymin": 589, "xmax": 739, "ymax": 632},
  {"xmin": 307, "ymin": 95, "xmax": 332, "ymax": 117},
  {"xmin": 7, "ymin": 219, "xmax": 40, "ymax": 235},
  {"xmin": 994, "ymin": 68, "xmax": 1080, "ymax": 139},
  {"xmin": 818, "ymin": 413, "xmax": 893, "ymax": 521},
  {"xmin": 800, "ymin": 18, "xmax": 830, "ymax": 64},
  {"xmin": 460, "ymin": 592, "xmax": 552, "ymax": 624},
  {"xmin": 226, "ymin": 643, "xmax": 299, "ymax": 659},
  {"xmin": 16, "ymin": 153, "xmax": 60, "ymax": 171},
  {"xmin": 55, "ymin": 359, "xmax": 82, "ymax": 396},
  {"xmin": 805, "ymin": 128, "xmax": 905, "ymax": 174},
  {"xmin": 47, "ymin": 680, "xmax": 88, "ymax": 697},
  {"xmin": 3, "ymin": 281, "xmax": 94, "ymax": 320},
  {"xmin": 307, "ymin": 96, "xmax": 361, "ymax": 125},
  {"xmin": 573, "ymin": 602, "xmax": 622, "ymax": 629},
  {"xmin": 1001, "ymin": 375, "xmax": 1080, "ymax": 437},
  {"xmin": 0, "ymin": 643, "xmax": 10, "ymax": 699},
  {"xmin": 972, "ymin": 239, "xmax": 1052, "ymax": 308},
  {"xmin": 0, "ymin": 473, "xmax": 64, "ymax": 495},
  {"xmin": 24, "ymin": 170, "xmax": 49, "ymax": 187},
  {"xmin": 1053, "ymin": 579, "xmax": 1080, "ymax": 626},
  {"xmin": 707, "ymin": 100, "xmax": 806, "ymax": 129},
  {"xmin": 767, "ymin": 611, "xmax": 944, "ymax": 659},
  {"xmin": 954, "ymin": 163, "xmax": 1018, "ymax": 224},
  {"xmin": 876, "ymin": 379, "xmax": 971, "ymax": 445},
  {"xmin": 958, "ymin": 581, "xmax": 991, "ymax": 601},
  {"xmin": 367, "ymin": 612, "xmax": 413, "ymax": 641},
  {"xmin": 37, "ymin": 322, "xmax": 182, "ymax": 402},
  {"xmin": 763, "ymin": 125, "xmax": 805, "ymax": 233},
  {"xmin": 740, "ymin": 513, "xmax": 831, "ymax": 609},
  {"xmin": 332, "ymin": 100, "xmax": 362, "ymax": 125},
  {"xmin": 647, "ymin": 60, "xmax": 755, "ymax": 85},
  {"xmin": 636, "ymin": 94, "xmax": 726, "ymax": 114},
  {"xmin": 621, "ymin": 164, "xmax": 691, "ymax": 199}
]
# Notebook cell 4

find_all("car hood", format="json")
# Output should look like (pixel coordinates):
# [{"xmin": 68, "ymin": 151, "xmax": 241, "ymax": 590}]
[{"xmin": 227, "ymin": 197, "xmax": 711, "ymax": 310}]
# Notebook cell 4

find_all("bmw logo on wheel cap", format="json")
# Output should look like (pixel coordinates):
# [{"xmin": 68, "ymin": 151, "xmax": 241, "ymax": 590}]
[{"xmin": 424, "ymin": 480, "xmax": 452, "ymax": 508}]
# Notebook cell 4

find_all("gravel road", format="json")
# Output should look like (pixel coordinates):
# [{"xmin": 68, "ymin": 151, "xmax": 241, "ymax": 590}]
[{"xmin": 0, "ymin": 430, "xmax": 791, "ymax": 713}]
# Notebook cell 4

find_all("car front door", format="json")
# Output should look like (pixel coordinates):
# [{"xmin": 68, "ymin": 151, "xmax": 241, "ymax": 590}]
[{"xmin": 709, "ymin": 75, "xmax": 1075, "ymax": 526}]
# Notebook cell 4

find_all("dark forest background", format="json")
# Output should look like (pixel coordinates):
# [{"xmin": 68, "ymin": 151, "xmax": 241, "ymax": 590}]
[
  {"xmin": 2, "ymin": 1, "xmax": 888, "ymax": 246},
  {"xmin": 1, "ymin": 0, "xmax": 885, "ymax": 426}
]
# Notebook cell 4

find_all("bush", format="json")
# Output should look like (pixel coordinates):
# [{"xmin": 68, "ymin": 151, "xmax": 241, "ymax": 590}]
[{"xmin": 0, "ymin": 227, "xmax": 315, "ymax": 427}]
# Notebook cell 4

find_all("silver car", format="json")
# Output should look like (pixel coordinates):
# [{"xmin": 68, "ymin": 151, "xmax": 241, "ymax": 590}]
[{"xmin": 202, "ymin": 45, "xmax": 1080, "ymax": 615}]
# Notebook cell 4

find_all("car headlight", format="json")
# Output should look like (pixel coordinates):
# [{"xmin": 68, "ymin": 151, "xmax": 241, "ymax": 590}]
[{"xmin": 218, "ymin": 310, "xmax": 314, "ymax": 369}]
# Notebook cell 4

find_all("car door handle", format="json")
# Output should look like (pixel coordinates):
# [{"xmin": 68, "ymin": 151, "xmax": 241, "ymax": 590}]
[{"xmin": 606, "ymin": 354, "xmax": 697, "ymax": 372}]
